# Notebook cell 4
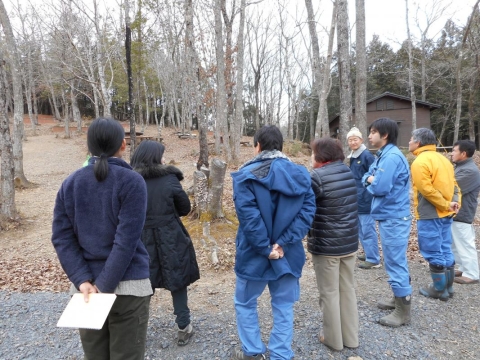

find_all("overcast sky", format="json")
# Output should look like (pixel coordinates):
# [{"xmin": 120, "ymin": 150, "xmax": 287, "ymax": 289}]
[
  {"xmin": 362, "ymin": 0, "xmax": 478, "ymax": 47},
  {"xmin": 6, "ymin": 0, "xmax": 479, "ymax": 46}
]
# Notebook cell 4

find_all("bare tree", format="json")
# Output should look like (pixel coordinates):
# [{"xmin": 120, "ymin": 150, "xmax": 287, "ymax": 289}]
[
  {"xmin": 215, "ymin": 0, "xmax": 231, "ymax": 160},
  {"xmin": 405, "ymin": 0, "xmax": 417, "ymax": 131},
  {"xmin": 355, "ymin": 0, "xmax": 367, "ymax": 136},
  {"xmin": 232, "ymin": 0, "xmax": 246, "ymax": 164},
  {"xmin": 414, "ymin": 0, "xmax": 448, "ymax": 102},
  {"xmin": 305, "ymin": 0, "xmax": 322, "ymax": 139},
  {"xmin": 247, "ymin": 10, "xmax": 273, "ymax": 132},
  {"xmin": 0, "ymin": 56, "xmax": 15, "ymax": 219},
  {"xmin": 318, "ymin": 1, "xmax": 337, "ymax": 138},
  {"xmin": 0, "ymin": 0, "xmax": 30, "ymax": 186},
  {"xmin": 125, "ymin": 0, "xmax": 137, "ymax": 156},
  {"xmin": 337, "ymin": 0, "xmax": 352, "ymax": 151},
  {"xmin": 454, "ymin": 1, "xmax": 479, "ymax": 143}
]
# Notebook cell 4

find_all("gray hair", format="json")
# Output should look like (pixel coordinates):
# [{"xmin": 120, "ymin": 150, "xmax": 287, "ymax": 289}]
[{"xmin": 411, "ymin": 128, "xmax": 436, "ymax": 147}]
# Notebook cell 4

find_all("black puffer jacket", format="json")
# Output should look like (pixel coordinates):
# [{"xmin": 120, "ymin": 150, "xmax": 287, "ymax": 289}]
[
  {"xmin": 135, "ymin": 164, "xmax": 200, "ymax": 292},
  {"xmin": 307, "ymin": 161, "xmax": 359, "ymax": 256}
]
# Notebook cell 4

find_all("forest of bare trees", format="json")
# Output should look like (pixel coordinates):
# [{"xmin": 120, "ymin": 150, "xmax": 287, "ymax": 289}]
[{"xmin": 1, "ymin": 0, "xmax": 480, "ymax": 220}]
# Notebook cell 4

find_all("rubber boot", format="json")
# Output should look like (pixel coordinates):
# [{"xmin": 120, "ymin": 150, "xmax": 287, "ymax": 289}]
[
  {"xmin": 377, "ymin": 296, "xmax": 395, "ymax": 310},
  {"xmin": 446, "ymin": 266, "xmax": 455, "ymax": 298},
  {"xmin": 419, "ymin": 265, "xmax": 449, "ymax": 301},
  {"xmin": 378, "ymin": 296, "xmax": 411, "ymax": 327}
]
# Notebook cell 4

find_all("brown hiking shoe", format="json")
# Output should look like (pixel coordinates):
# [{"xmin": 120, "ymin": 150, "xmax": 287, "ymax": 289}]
[{"xmin": 454, "ymin": 276, "xmax": 479, "ymax": 284}]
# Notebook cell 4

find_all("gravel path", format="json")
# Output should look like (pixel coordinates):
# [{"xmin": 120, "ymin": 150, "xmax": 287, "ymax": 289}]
[{"xmin": 1, "ymin": 261, "xmax": 479, "ymax": 360}]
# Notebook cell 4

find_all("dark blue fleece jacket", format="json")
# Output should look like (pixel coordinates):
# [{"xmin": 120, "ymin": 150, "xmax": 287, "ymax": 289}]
[
  {"xmin": 349, "ymin": 148, "xmax": 375, "ymax": 214},
  {"xmin": 52, "ymin": 157, "xmax": 149, "ymax": 293}
]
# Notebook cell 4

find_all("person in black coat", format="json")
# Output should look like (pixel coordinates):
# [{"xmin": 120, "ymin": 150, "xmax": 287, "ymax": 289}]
[
  {"xmin": 131, "ymin": 140, "xmax": 200, "ymax": 346},
  {"xmin": 308, "ymin": 137, "xmax": 359, "ymax": 352}
]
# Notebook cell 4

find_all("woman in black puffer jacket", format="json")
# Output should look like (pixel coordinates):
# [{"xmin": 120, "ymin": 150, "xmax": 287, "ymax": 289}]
[
  {"xmin": 131, "ymin": 140, "xmax": 200, "ymax": 346},
  {"xmin": 308, "ymin": 137, "xmax": 359, "ymax": 352}
]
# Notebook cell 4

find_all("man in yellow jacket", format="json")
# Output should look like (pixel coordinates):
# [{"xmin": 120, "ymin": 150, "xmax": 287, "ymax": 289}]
[{"xmin": 409, "ymin": 128, "xmax": 461, "ymax": 301}]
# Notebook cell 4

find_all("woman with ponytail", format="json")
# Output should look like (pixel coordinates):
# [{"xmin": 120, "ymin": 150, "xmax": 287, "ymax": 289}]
[{"xmin": 52, "ymin": 118, "xmax": 152, "ymax": 360}]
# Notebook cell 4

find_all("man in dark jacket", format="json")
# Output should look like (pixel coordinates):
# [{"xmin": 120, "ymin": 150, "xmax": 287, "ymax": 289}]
[
  {"xmin": 231, "ymin": 125, "xmax": 316, "ymax": 360},
  {"xmin": 451, "ymin": 140, "xmax": 480, "ymax": 285},
  {"xmin": 347, "ymin": 126, "xmax": 379, "ymax": 269}
]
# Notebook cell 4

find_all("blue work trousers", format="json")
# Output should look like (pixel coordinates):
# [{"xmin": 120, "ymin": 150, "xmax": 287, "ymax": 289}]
[
  {"xmin": 378, "ymin": 216, "xmax": 412, "ymax": 297},
  {"xmin": 234, "ymin": 274, "xmax": 299, "ymax": 360},
  {"xmin": 417, "ymin": 217, "xmax": 454, "ymax": 268},
  {"xmin": 358, "ymin": 214, "xmax": 380, "ymax": 264}
]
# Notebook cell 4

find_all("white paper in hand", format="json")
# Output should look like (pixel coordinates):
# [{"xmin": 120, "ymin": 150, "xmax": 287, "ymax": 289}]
[{"xmin": 57, "ymin": 293, "xmax": 117, "ymax": 329}]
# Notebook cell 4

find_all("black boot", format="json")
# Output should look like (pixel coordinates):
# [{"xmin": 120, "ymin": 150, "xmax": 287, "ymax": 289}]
[{"xmin": 446, "ymin": 265, "xmax": 455, "ymax": 298}]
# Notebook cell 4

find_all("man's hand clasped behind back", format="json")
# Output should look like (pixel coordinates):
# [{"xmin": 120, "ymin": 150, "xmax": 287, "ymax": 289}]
[{"xmin": 268, "ymin": 244, "xmax": 284, "ymax": 259}]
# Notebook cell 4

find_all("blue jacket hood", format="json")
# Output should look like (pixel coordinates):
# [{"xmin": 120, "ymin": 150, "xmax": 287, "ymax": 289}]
[{"xmin": 232, "ymin": 150, "xmax": 312, "ymax": 197}]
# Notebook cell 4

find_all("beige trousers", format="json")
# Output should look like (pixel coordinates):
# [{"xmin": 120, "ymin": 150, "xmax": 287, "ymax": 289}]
[{"xmin": 312, "ymin": 254, "xmax": 359, "ymax": 350}]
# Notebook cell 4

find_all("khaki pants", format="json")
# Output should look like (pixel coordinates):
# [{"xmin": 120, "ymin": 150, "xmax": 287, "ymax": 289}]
[
  {"xmin": 79, "ymin": 295, "xmax": 150, "ymax": 360},
  {"xmin": 312, "ymin": 254, "xmax": 358, "ymax": 350}
]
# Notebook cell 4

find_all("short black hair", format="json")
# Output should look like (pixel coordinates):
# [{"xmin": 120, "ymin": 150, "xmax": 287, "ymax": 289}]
[
  {"xmin": 311, "ymin": 137, "xmax": 345, "ymax": 163},
  {"xmin": 131, "ymin": 140, "xmax": 165, "ymax": 168},
  {"xmin": 253, "ymin": 125, "xmax": 283, "ymax": 152},
  {"xmin": 369, "ymin": 118, "xmax": 398, "ymax": 146},
  {"xmin": 453, "ymin": 140, "xmax": 476, "ymax": 158}
]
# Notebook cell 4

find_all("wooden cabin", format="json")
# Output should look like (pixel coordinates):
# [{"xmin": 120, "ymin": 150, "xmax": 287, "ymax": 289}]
[{"xmin": 329, "ymin": 92, "xmax": 441, "ymax": 148}]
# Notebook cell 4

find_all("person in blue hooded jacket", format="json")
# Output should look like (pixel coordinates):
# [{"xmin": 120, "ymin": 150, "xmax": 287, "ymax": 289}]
[{"xmin": 231, "ymin": 125, "xmax": 316, "ymax": 360}]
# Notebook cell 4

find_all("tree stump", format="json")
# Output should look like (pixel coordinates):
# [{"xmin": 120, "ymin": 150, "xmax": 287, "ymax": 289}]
[{"xmin": 207, "ymin": 158, "xmax": 226, "ymax": 219}]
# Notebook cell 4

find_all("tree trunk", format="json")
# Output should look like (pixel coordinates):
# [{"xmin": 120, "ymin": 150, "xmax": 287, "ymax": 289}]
[
  {"xmin": 143, "ymin": 76, "xmax": 150, "ymax": 127},
  {"xmin": 194, "ymin": 170, "xmax": 208, "ymax": 220},
  {"xmin": 0, "ymin": 0, "xmax": 29, "ymax": 186},
  {"xmin": 405, "ymin": 0, "xmax": 417, "ymax": 131},
  {"xmin": 93, "ymin": 0, "xmax": 112, "ymax": 117},
  {"xmin": 337, "ymin": 0, "xmax": 353, "ymax": 152},
  {"xmin": 23, "ymin": 70, "xmax": 36, "ymax": 134},
  {"xmin": 0, "ymin": 56, "xmax": 16, "ymax": 219},
  {"xmin": 70, "ymin": 82, "xmax": 82, "ymax": 132},
  {"xmin": 221, "ymin": 0, "xmax": 237, "ymax": 152},
  {"xmin": 421, "ymin": 37, "xmax": 427, "ymax": 102},
  {"xmin": 207, "ymin": 158, "xmax": 226, "ymax": 219},
  {"xmin": 468, "ymin": 72, "xmax": 477, "ymax": 141},
  {"xmin": 232, "ymin": 0, "xmax": 246, "ymax": 164},
  {"xmin": 305, "ymin": 0, "xmax": 322, "ymax": 139},
  {"xmin": 125, "ymin": 0, "xmax": 136, "ymax": 157},
  {"xmin": 63, "ymin": 92, "xmax": 70, "ymax": 139},
  {"xmin": 355, "ymin": 0, "xmax": 367, "ymax": 136},
  {"xmin": 215, "ymin": 0, "xmax": 231, "ymax": 161},
  {"xmin": 318, "ymin": 2, "xmax": 337, "ymax": 137},
  {"xmin": 197, "ymin": 117, "xmax": 209, "ymax": 170}
]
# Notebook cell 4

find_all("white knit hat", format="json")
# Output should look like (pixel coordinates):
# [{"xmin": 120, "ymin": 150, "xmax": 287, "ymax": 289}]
[{"xmin": 347, "ymin": 126, "xmax": 363, "ymax": 140}]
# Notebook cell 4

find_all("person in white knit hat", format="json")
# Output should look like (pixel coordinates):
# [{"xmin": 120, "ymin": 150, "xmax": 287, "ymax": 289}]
[{"xmin": 347, "ymin": 126, "xmax": 381, "ymax": 269}]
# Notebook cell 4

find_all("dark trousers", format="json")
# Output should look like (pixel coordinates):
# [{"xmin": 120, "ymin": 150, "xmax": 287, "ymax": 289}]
[
  {"xmin": 79, "ymin": 295, "xmax": 150, "ymax": 360},
  {"xmin": 171, "ymin": 287, "xmax": 190, "ymax": 329}
]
